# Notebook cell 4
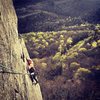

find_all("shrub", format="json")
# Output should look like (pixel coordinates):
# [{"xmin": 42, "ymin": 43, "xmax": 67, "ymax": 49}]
[
  {"xmin": 52, "ymin": 62, "xmax": 62, "ymax": 69},
  {"xmin": 97, "ymin": 40, "xmax": 100, "ymax": 46},
  {"xmin": 42, "ymin": 39, "xmax": 46, "ymax": 43},
  {"xmin": 66, "ymin": 37, "xmax": 73, "ymax": 44},
  {"xmin": 79, "ymin": 48, "xmax": 87, "ymax": 52},
  {"xmin": 52, "ymin": 32, "xmax": 57, "ymax": 35},
  {"xmin": 92, "ymin": 65, "xmax": 100, "ymax": 70},
  {"xmin": 91, "ymin": 41, "xmax": 97, "ymax": 48},
  {"xmin": 70, "ymin": 62, "xmax": 80, "ymax": 70},
  {"xmin": 60, "ymin": 55, "xmax": 67, "ymax": 62},
  {"xmin": 58, "ymin": 45, "xmax": 64, "ymax": 53},
  {"xmin": 62, "ymin": 63, "xmax": 66, "ymax": 68},
  {"xmin": 49, "ymin": 38, "xmax": 54, "ymax": 42},
  {"xmin": 60, "ymin": 40, "xmax": 64, "ymax": 44},
  {"xmin": 37, "ymin": 32, "xmax": 44, "ymax": 35},
  {"xmin": 60, "ymin": 35, "xmax": 64, "ymax": 39},
  {"xmin": 74, "ymin": 68, "xmax": 91, "ymax": 79},
  {"xmin": 45, "ymin": 42, "xmax": 49, "ymax": 46},
  {"xmin": 31, "ymin": 37, "xmax": 36, "ymax": 42},
  {"xmin": 41, "ymin": 63, "xmax": 47, "ymax": 69},
  {"xmin": 52, "ymin": 52, "xmax": 61, "ymax": 61},
  {"xmin": 68, "ymin": 52, "xmax": 78, "ymax": 59},
  {"xmin": 32, "ymin": 51, "xmax": 39, "ymax": 57},
  {"xmin": 34, "ymin": 39, "xmax": 39, "ymax": 43}
]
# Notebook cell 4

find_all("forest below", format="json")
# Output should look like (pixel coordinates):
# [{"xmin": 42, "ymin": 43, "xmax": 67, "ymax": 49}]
[{"xmin": 22, "ymin": 24, "xmax": 100, "ymax": 100}]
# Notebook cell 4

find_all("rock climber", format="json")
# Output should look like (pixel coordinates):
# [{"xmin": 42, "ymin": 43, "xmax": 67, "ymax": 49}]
[{"xmin": 26, "ymin": 58, "xmax": 38, "ymax": 85}]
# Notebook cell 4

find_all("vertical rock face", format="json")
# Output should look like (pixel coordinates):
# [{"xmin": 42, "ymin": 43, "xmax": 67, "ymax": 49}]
[{"xmin": 0, "ymin": 0, "xmax": 43, "ymax": 100}]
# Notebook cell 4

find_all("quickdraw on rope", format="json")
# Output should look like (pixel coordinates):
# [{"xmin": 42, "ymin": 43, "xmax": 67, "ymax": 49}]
[{"xmin": 0, "ymin": 64, "xmax": 29, "ymax": 75}]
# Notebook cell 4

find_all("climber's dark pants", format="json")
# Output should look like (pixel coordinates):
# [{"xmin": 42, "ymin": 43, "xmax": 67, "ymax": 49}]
[
  {"xmin": 30, "ymin": 73, "xmax": 38, "ymax": 83},
  {"xmin": 29, "ymin": 68, "xmax": 38, "ymax": 83}
]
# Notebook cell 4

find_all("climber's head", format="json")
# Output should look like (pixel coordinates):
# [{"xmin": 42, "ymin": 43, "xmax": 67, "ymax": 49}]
[{"xmin": 26, "ymin": 58, "xmax": 33, "ymax": 65}]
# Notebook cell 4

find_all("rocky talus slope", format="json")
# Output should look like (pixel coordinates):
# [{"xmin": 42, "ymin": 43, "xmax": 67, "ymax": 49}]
[{"xmin": 0, "ymin": 0, "xmax": 43, "ymax": 100}]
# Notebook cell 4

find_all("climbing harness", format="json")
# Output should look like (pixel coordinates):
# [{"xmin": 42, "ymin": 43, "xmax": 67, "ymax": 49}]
[{"xmin": 0, "ymin": 63, "xmax": 29, "ymax": 75}]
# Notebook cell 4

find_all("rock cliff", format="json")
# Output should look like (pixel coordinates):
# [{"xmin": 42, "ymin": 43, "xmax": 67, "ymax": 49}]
[{"xmin": 0, "ymin": 0, "xmax": 43, "ymax": 100}]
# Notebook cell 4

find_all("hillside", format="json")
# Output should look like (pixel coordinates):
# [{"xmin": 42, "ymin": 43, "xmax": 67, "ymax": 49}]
[
  {"xmin": 22, "ymin": 24, "xmax": 100, "ymax": 100},
  {"xmin": 0, "ymin": 0, "xmax": 43, "ymax": 100},
  {"xmin": 13, "ymin": 0, "xmax": 100, "ymax": 33}
]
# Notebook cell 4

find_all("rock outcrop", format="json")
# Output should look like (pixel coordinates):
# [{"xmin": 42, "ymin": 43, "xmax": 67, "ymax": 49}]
[{"xmin": 0, "ymin": 0, "xmax": 43, "ymax": 100}]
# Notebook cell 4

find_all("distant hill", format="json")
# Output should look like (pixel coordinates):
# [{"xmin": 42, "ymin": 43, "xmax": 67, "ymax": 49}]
[
  {"xmin": 13, "ymin": 0, "xmax": 100, "ymax": 33},
  {"xmin": 13, "ymin": 0, "xmax": 43, "ymax": 7}
]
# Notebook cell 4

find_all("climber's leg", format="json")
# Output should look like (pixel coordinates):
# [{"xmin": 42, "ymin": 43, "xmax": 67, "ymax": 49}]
[
  {"xmin": 30, "ymin": 72, "xmax": 38, "ymax": 85},
  {"xmin": 34, "ymin": 76, "xmax": 38, "ymax": 84},
  {"xmin": 30, "ymin": 74, "xmax": 34, "ymax": 83}
]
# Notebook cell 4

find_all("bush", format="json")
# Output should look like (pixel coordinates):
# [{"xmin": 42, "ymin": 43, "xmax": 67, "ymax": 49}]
[
  {"xmin": 92, "ymin": 65, "xmax": 100, "ymax": 70},
  {"xmin": 70, "ymin": 62, "xmax": 80, "ymax": 70},
  {"xmin": 66, "ymin": 37, "xmax": 73, "ymax": 44},
  {"xmin": 60, "ymin": 55, "xmax": 67, "ymax": 62},
  {"xmin": 74, "ymin": 68, "xmax": 91, "ymax": 80},
  {"xmin": 91, "ymin": 41, "xmax": 97, "ymax": 48},
  {"xmin": 79, "ymin": 48, "xmax": 87, "ymax": 52},
  {"xmin": 68, "ymin": 52, "xmax": 78, "ymax": 59},
  {"xmin": 32, "ymin": 51, "xmax": 39, "ymax": 57},
  {"xmin": 41, "ymin": 63, "xmax": 47, "ymax": 69},
  {"xmin": 58, "ymin": 45, "xmax": 65, "ymax": 53},
  {"xmin": 97, "ymin": 40, "xmax": 100, "ymax": 46},
  {"xmin": 52, "ymin": 52, "xmax": 61, "ymax": 62}
]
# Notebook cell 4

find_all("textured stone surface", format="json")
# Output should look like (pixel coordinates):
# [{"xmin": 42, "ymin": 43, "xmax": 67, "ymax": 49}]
[{"xmin": 0, "ymin": 0, "xmax": 43, "ymax": 100}]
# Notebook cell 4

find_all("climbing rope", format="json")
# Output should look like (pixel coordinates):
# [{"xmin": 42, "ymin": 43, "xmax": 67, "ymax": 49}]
[{"xmin": 0, "ymin": 64, "xmax": 29, "ymax": 75}]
